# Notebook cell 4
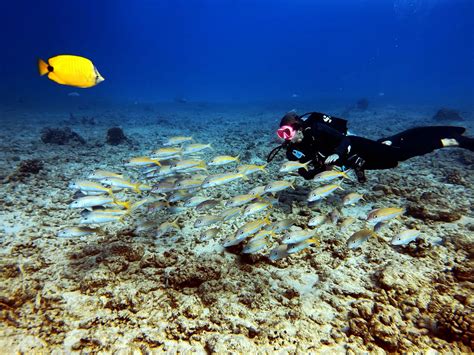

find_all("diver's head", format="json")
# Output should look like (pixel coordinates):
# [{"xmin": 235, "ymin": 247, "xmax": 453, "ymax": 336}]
[{"xmin": 277, "ymin": 112, "xmax": 303, "ymax": 141}]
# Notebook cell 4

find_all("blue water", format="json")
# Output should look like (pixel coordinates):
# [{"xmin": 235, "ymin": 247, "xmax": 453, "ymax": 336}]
[{"xmin": 0, "ymin": 0, "xmax": 472, "ymax": 106}]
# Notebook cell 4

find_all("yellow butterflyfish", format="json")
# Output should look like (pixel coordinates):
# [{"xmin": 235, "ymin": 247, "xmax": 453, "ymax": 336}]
[{"xmin": 38, "ymin": 55, "xmax": 104, "ymax": 88}]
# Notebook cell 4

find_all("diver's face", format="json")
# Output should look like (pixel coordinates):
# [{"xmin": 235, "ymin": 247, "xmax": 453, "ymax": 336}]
[{"xmin": 291, "ymin": 129, "xmax": 303, "ymax": 143}]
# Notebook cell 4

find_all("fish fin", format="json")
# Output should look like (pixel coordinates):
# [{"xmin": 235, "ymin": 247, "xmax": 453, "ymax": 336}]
[
  {"xmin": 307, "ymin": 238, "xmax": 320, "ymax": 246},
  {"xmin": 47, "ymin": 71, "xmax": 67, "ymax": 85},
  {"xmin": 264, "ymin": 215, "xmax": 271, "ymax": 225},
  {"xmin": 171, "ymin": 217, "xmax": 181, "ymax": 230},
  {"xmin": 38, "ymin": 58, "xmax": 50, "ymax": 76},
  {"xmin": 114, "ymin": 200, "xmax": 131, "ymax": 210}
]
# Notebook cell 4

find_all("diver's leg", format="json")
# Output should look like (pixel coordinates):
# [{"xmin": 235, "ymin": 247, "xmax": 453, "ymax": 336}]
[{"xmin": 448, "ymin": 135, "xmax": 474, "ymax": 151}]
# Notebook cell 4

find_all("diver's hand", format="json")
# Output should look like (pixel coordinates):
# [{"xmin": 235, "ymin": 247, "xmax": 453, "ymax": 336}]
[{"xmin": 325, "ymin": 154, "xmax": 339, "ymax": 164}]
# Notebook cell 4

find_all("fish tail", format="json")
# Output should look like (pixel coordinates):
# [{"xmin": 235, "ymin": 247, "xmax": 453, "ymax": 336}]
[
  {"xmin": 307, "ymin": 238, "xmax": 320, "ymax": 246},
  {"xmin": 106, "ymin": 188, "xmax": 114, "ymax": 196},
  {"xmin": 264, "ymin": 215, "xmax": 271, "ymax": 225},
  {"xmin": 151, "ymin": 159, "xmax": 162, "ymax": 166},
  {"xmin": 302, "ymin": 161, "xmax": 311, "ymax": 171},
  {"xmin": 38, "ymin": 58, "xmax": 50, "ymax": 76},
  {"xmin": 115, "ymin": 200, "xmax": 131, "ymax": 210},
  {"xmin": 172, "ymin": 218, "xmax": 181, "ymax": 230},
  {"xmin": 240, "ymin": 173, "xmax": 249, "ymax": 181},
  {"xmin": 198, "ymin": 162, "xmax": 207, "ymax": 170}
]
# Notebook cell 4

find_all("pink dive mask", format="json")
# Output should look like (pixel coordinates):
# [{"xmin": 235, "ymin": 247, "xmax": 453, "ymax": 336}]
[{"xmin": 277, "ymin": 125, "xmax": 296, "ymax": 140}]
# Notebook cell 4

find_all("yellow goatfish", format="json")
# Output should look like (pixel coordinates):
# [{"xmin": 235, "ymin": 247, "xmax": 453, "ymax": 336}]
[
  {"xmin": 224, "ymin": 216, "xmax": 271, "ymax": 247},
  {"xmin": 237, "ymin": 164, "xmax": 267, "ymax": 176},
  {"xmin": 164, "ymin": 136, "xmax": 193, "ymax": 146},
  {"xmin": 264, "ymin": 180, "xmax": 295, "ymax": 194},
  {"xmin": 101, "ymin": 177, "xmax": 150, "ymax": 193},
  {"xmin": 313, "ymin": 170, "xmax": 350, "ymax": 183},
  {"xmin": 308, "ymin": 184, "xmax": 343, "ymax": 202},
  {"xmin": 153, "ymin": 147, "xmax": 182, "ymax": 157},
  {"xmin": 279, "ymin": 161, "xmax": 310, "ymax": 173},
  {"xmin": 343, "ymin": 193, "xmax": 364, "ymax": 206},
  {"xmin": 126, "ymin": 156, "xmax": 161, "ymax": 167},
  {"xmin": 57, "ymin": 226, "xmax": 101, "ymax": 238},
  {"xmin": 243, "ymin": 201, "xmax": 271, "ymax": 217},
  {"xmin": 225, "ymin": 194, "xmax": 257, "ymax": 208},
  {"xmin": 38, "ymin": 54, "xmax": 104, "ymax": 88},
  {"xmin": 201, "ymin": 173, "xmax": 246, "ymax": 188},
  {"xmin": 80, "ymin": 212, "xmax": 124, "ymax": 225},
  {"xmin": 183, "ymin": 143, "xmax": 212, "ymax": 155},
  {"xmin": 171, "ymin": 159, "xmax": 206, "ymax": 171},
  {"xmin": 367, "ymin": 207, "xmax": 405, "ymax": 224},
  {"xmin": 69, "ymin": 195, "xmax": 114, "ymax": 209},
  {"xmin": 208, "ymin": 155, "xmax": 239, "ymax": 166},
  {"xmin": 68, "ymin": 180, "xmax": 113, "ymax": 195},
  {"xmin": 87, "ymin": 169, "xmax": 123, "ymax": 180}
]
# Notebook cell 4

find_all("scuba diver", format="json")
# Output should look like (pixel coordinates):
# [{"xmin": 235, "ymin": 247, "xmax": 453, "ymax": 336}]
[{"xmin": 267, "ymin": 111, "xmax": 474, "ymax": 182}]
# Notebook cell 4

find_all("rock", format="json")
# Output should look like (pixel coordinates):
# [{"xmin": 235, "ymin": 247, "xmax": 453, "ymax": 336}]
[
  {"xmin": 348, "ymin": 302, "xmax": 405, "ymax": 352},
  {"xmin": 40, "ymin": 127, "xmax": 85, "ymax": 145},
  {"xmin": 432, "ymin": 108, "xmax": 464, "ymax": 121},
  {"xmin": 106, "ymin": 127, "xmax": 129, "ymax": 145},
  {"xmin": 445, "ymin": 170, "xmax": 467, "ymax": 186},
  {"xmin": 168, "ymin": 255, "xmax": 224, "ymax": 289},
  {"xmin": 356, "ymin": 98, "xmax": 369, "ymax": 110},
  {"xmin": 6, "ymin": 159, "xmax": 44, "ymax": 182},
  {"xmin": 433, "ymin": 302, "xmax": 474, "ymax": 348},
  {"xmin": 80, "ymin": 268, "xmax": 114, "ymax": 293},
  {"xmin": 107, "ymin": 242, "xmax": 144, "ymax": 262},
  {"xmin": 405, "ymin": 203, "xmax": 462, "ymax": 222}
]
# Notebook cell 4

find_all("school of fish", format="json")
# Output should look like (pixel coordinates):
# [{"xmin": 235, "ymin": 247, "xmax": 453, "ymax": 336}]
[{"xmin": 59, "ymin": 135, "xmax": 417, "ymax": 261}]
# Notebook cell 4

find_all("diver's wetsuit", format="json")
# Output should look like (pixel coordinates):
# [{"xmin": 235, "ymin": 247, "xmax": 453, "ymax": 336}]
[{"xmin": 284, "ymin": 112, "xmax": 474, "ymax": 182}]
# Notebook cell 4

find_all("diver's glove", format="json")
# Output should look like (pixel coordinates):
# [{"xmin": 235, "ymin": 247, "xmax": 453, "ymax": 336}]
[{"xmin": 324, "ymin": 154, "xmax": 339, "ymax": 164}]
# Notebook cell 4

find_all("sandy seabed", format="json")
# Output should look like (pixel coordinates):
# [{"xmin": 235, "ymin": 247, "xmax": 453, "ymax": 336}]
[{"xmin": 0, "ymin": 102, "xmax": 473, "ymax": 353}]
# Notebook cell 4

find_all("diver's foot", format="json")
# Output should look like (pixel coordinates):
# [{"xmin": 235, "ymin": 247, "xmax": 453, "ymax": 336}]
[{"xmin": 456, "ymin": 136, "xmax": 474, "ymax": 151}]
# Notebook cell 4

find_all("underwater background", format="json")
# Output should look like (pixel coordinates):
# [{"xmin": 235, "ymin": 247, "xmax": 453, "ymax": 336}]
[
  {"xmin": 1, "ymin": 0, "xmax": 473, "ymax": 106},
  {"xmin": 0, "ymin": 0, "xmax": 473, "ymax": 353}
]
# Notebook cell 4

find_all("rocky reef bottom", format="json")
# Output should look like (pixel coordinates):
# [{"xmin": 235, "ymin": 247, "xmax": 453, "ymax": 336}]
[{"xmin": 0, "ymin": 103, "xmax": 472, "ymax": 353}]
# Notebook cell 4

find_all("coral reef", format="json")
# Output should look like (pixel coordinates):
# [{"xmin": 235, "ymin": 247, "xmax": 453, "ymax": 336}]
[
  {"xmin": 40, "ymin": 127, "xmax": 85, "ymax": 145},
  {"xmin": 5, "ymin": 159, "xmax": 44, "ymax": 182},
  {"xmin": 432, "ymin": 108, "xmax": 464, "ymax": 121}
]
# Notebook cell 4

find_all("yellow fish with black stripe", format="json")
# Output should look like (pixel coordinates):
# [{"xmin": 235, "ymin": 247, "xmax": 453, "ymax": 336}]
[{"xmin": 38, "ymin": 54, "xmax": 104, "ymax": 88}]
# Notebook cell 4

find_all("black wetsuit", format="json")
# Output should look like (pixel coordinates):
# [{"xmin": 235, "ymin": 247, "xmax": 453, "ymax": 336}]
[{"xmin": 285, "ymin": 112, "xmax": 473, "ymax": 182}]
